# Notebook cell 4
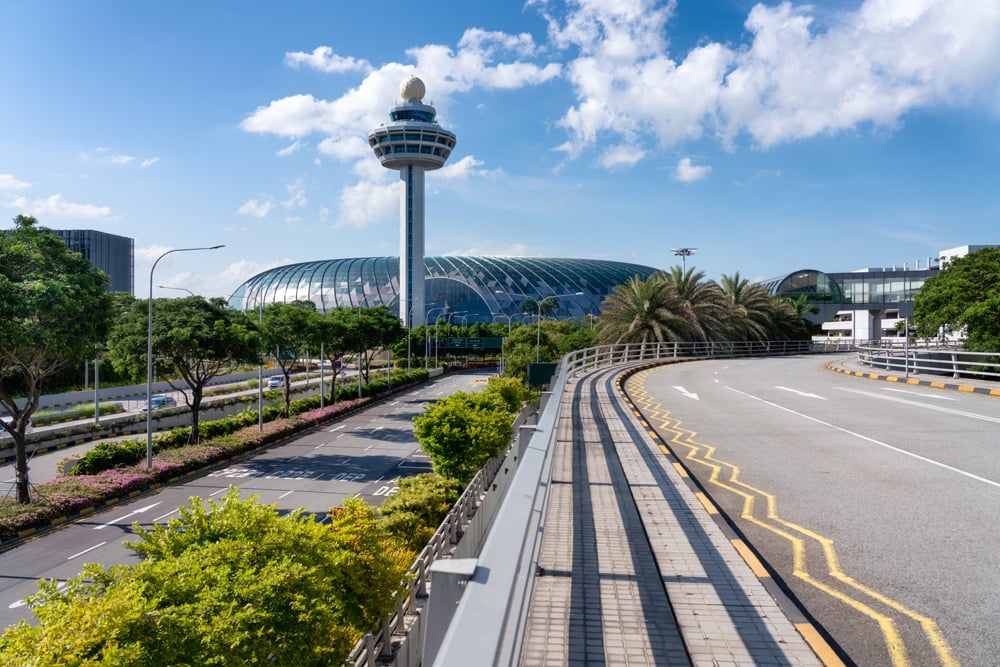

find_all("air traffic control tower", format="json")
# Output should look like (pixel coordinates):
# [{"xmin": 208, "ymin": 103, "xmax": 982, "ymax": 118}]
[{"xmin": 368, "ymin": 76, "xmax": 456, "ymax": 328}]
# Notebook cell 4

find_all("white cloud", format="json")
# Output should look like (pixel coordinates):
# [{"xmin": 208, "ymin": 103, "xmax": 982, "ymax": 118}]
[
  {"xmin": 277, "ymin": 140, "xmax": 306, "ymax": 157},
  {"xmin": 136, "ymin": 243, "xmax": 174, "ymax": 263},
  {"xmin": 317, "ymin": 136, "xmax": 370, "ymax": 160},
  {"xmin": 109, "ymin": 154, "xmax": 135, "ymax": 165},
  {"xmin": 285, "ymin": 46, "xmax": 372, "ymax": 73},
  {"xmin": 547, "ymin": 0, "xmax": 1000, "ymax": 156},
  {"xmin": 673, "ymin": 157, "xmax": 711, "ymax": 182},
  {"xmin": 436, "ymin": 155, "xmax": 502, "ymax": 180},
  {"xmin": 598, "ymin": 144, "xmax": 645, "ymax": 168},
  {"xmin": 12, "ymin": 193, "xmax": 112, "ymax": 219},
  {"xmin": 0, "ymin": 174, "xmax": 30, "ymax": 190},
  {"xmin": 140, "ymin": 157, "xmax": 160, "ymax": 168},
  {"xmin": 282, "ymin": 181, "xmax": 307, "ymax": 208},
  {"xmin": 237, "ymin": 197, "xmax": 274, "ymax": 218},
  {"xmin": 336, "ymin": 180, "xmax": 397, "ymax": 229}
]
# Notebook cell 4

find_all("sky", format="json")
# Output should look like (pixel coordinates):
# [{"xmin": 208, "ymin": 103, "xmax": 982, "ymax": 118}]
[{"xmin": 2, "ymin": 0, "xmax": 999, "ymax": 299}]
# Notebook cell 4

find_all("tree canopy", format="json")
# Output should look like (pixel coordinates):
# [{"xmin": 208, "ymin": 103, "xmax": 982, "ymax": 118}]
[
  {"xmin": 107, "ymin": 296, "xmax": 259, "ymax": 441},
  {"xmin": 0, "ymin": 490, "xmax": 412, "ymax": 666},
  {"xmin": 912, "ymin": 247, "xmax": 1000, "ymax": 351},
  {"xmin": 0, "ymin": 215, "xmax": 114, "ymax": 502}
]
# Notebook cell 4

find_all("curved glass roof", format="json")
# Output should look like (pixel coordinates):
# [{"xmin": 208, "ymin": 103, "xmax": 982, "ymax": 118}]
[
  {"xmin": 760, "ymin": 269, "xmax": 843, "ymax": 303},
  {"xmin": 228, "ymin": 256, "xmax": 659, "ymax": 324}
]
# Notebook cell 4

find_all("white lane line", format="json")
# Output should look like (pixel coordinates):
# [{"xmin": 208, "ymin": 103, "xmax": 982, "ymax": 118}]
[
  {"xmin": 328, "ymin": 425, "xmax": 345, "ymax": 432},
  {"xmin": 10, "ymin": 582, "xmax": 68, "ymax": 609},
  {"xmin": 68, "ymin": 541, "xmax": 107, "ymax": 560},
  {"xmin": 152, "ymin": 508, "xmax": 179, "ymax": 523},
  {"xmin": 93, "ymin": 501, "xmax": 162, "ymax": 530},
  {"xmin": 836, "ymin": 387, "xmax": 1000, "ymax": 424},
  {"xmin": 726, "ymin": 386, "xmax": 1000, "ymax": 489},
  {"xmin": 336, "ymin": 433, "xmax": 345, "ymax": 438},
  {"xmin": 278, "ymin": 490, "xmax": 294, "ymax": 499},
  {"xmin": 209, "ymin": 488, "xmax": 228, "ymax": 497},
  {"xmin": 882, "ymin": 387, "xmax": 959, "ymax": 401},
  {"xmin": 775, "ymin": 386, "xmax": 826, "ymax": 400},
  {"xmin": 314, "ymin": 442, "xmax": 326, "ymax": 449}
]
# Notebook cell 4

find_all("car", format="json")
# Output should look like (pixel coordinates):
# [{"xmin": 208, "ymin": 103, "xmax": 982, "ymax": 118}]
[
  {"xmin": 141, "ymin": 395, "xmax": 177, "ymax": 412},
  {"xmin": 0, "ymin": 415, "xmax": 33, "ymax": 434},
  {"xmin": 267, "ymin": 375, "xmax": 286, "ymax": 389}
]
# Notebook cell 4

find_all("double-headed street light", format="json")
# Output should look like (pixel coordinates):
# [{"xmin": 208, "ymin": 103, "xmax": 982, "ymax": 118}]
[
  {"xmin": 146, "ymin": 245, "xmax": 224, "ymax": 468},
  {"xmin": 671, "ymin": 247, "xmax": 697, "ymax": 272},
  {"xmin": 157, "ymin": 285, "xmax": 195, "ymax": 297}
]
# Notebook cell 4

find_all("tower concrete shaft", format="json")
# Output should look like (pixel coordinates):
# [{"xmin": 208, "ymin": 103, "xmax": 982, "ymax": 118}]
[{"xmin": 368, "ymin": 76, "xmax": 456, "ymax": 329}]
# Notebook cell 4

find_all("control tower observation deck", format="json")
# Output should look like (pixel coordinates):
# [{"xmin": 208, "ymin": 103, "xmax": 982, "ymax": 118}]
[{"xmin": 368, "ymin": 76, "xmax": 456, "ymax": 329}]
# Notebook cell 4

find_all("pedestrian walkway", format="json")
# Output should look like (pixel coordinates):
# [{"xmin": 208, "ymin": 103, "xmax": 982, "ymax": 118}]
[
  {"xmin": 826, "ymin": 355, "xmax": 1000, "ymax": 397},
  {"xmin": 519, "ymin": 365, "xmax": 829, "ymax": 666}
]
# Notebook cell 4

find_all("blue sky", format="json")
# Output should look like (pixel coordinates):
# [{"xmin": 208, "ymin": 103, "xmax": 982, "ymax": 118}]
[{"xmin": 2, "ymin": 0, "xmax": 998, "ymax": 299}]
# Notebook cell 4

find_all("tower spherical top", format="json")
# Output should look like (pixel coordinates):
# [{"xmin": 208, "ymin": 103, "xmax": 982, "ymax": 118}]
[{"xmin": 400, "ymin": 76, "xmax": 426, "ymax": 101}]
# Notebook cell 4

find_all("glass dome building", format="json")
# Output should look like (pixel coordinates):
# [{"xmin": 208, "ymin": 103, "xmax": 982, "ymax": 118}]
[{"xmin": 228, "ymin": 256, "xmax": 658, "ymax": 325}]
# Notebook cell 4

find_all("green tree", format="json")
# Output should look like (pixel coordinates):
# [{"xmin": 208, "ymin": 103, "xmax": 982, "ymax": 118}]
[
  {"xmin": 413, "ymin": 390, "xmax": 514, "ymax": 483},
  {"xmin": 353, "ymin": 306, "xmax": 406, "ymax": 383},
  {"xmin": 0, "ymin": 216, "xmax": 114, "ymax": 503},
  {"xmin": 316, "ymin": 307, "xmax": 352, "ymax": 404},
  {"xmin": 719, "ymin": 272, "xmax": 774, "ymax": 341},
  {"xmin": 260, "ymin": 302, "xmax": 321, "ymax": 416},
  {"xmin": 913, "ymin": 247, "xmax": 1000, "ymax": 351},
  {"xmin": 595, "ymin": 274, "xmax": 691, "ymax": 345},
  {"xmin": 502, "ymin": 323, "xmax": 557, "ymax": 381},
  {"xmin": 107, "ymin": 296, "xmax": 259, "ymax": 442},
  {"xmin": 1, "ymin": 490, "xmax": 411, "ymax": 666},
  {"xmin": 664, "ymin": 266, "xmax": 726, "ymax": 341}
]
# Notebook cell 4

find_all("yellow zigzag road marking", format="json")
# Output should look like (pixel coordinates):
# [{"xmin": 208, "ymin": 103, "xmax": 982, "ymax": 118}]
[{"xmin": 625, "ymin": 369, "xmax": 957, "ymax": 667}]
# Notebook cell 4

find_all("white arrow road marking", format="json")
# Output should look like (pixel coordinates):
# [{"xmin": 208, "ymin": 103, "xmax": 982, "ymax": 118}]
[
  {"xmin": 673, "ymin": 385, "xmax": 700, "ymax": 400},
  {"xmin": 775, "ymin": 386, "xmax": 826, "ymax": 400},
  {"xmin": 93, "ymin": 501, "xmax": 162, "ymax": 530}
]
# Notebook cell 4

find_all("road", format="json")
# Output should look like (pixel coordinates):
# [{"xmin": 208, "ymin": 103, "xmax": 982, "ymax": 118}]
[
  {"xmin": 629, "ymin": 355, "xmax": 1000, "ymax": 667},
  {"xmin": 0, "ymin": 369, "xmax": 493, "ymax": 630}
]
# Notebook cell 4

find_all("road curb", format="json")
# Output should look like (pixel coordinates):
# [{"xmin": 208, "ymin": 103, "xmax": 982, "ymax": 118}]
[{"xmin": 825, "ymin": 361, "xmax": 1000, "ymax": 398}]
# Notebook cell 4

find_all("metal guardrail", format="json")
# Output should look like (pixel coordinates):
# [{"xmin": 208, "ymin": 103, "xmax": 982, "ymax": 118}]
[{"xmin": 856, "ymin": 344, "xmax": 1000, "ymax": 381}]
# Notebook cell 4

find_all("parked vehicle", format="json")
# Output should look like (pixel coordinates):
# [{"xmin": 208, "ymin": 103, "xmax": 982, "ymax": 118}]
[{"xmin": 141, "ymin": 395, "xmax": 177, "ymax": 412}]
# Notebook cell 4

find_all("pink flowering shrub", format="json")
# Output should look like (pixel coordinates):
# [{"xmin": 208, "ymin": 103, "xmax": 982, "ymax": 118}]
[{"xmin": 0, "ymin": 394, "xmax": 383, "ymax": 541}]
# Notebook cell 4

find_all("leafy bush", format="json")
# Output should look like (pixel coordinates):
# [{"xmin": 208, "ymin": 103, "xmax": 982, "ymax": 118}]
[
  {"xmin": 69, "ymin": 440, "xmax": 146, "ymax": 475},
  {"xmin": 379, "ymin": 473, "xmax": 464, "ymax": 550}
]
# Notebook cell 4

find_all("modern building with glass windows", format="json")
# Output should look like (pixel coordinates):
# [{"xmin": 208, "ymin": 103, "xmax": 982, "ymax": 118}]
[
  {"xmin": 52, "ymin": 229, "xmax": 134, "ymax": 294},
  {"xmin": 228, "ymin": 256, "xmax": 658, "ymax": 325},
  {"xmin": 761, "ymin": 245, "xmax": 994, "ymax": 341}
]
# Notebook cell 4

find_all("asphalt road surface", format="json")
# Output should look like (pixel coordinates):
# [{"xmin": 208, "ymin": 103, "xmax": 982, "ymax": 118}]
[
  {"xmin": 0, "ymin": 369, "xmax": 493, "ymax": 630},
  {"xmin": 630, "ymin": 355, "xmax": 1000, "ymax": 667}
]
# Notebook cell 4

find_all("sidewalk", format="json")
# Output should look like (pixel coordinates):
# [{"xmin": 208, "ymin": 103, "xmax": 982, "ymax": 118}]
[{"xmin": 825, "ymin": 355, "xmax": 1000, "ymax": 398}]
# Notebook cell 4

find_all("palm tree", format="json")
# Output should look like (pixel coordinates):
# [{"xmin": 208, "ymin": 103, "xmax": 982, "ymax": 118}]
[
  {"xmin": 595, "ymin": 274, "xmax": 692, "ymax": 344},
  {"xmin": 664, "ymin": 266, "xmax": 726, "ymax": 341},
  {"xmin": 719, "ymin": 272, "xmax": 774, "ymax": 341}
]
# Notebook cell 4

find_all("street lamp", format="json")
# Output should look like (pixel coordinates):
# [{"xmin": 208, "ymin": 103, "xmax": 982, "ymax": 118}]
[
  {"xmin": 671, "ymin": 247, "xmax": 697, "ymax": 272},
  {"xmin": 426, "ymin": 306, "xmax": 448, "ymax": 368},
  {"xmin": 147, "ymin": 245, "xmax": 224, "ymax": 468},
  {"xmin": 530, "ymin": 292, "xmax": 584, "ymax": 363},
  {"xmin": 157, "ymin": 285, "xmax": 195, "ymax": 297},
  {"xmin": 243, "ymin": 291, "xmax": 267, "ymax": 432},
  {"xmin": 492, "ymin": 313, "xmax": 513, "ymax": 373}
]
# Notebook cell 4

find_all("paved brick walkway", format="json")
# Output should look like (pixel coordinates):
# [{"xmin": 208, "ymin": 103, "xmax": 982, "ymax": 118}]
[{"xmin": 520, "ymin": 366, "xmax": 825, "ymax": 666}]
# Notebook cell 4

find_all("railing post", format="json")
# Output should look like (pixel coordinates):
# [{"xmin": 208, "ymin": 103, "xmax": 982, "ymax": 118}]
[{"xmin": 422, "ymin": 559, "xmax": 478, "ymax": 667}]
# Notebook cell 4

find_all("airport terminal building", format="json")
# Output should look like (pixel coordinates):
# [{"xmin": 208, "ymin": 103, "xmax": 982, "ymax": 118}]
[
  {"xmin": 228, "ymin": 256, "xmax": 658, "ymax": 325},
  {"xmin": 762, "ymin": 245, "xmax": 995, "ymax": 342}
]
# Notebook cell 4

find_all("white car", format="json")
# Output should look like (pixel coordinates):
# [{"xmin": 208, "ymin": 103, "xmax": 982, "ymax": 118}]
[
  {"xmin": 0, "ymin": 415, "xmax": 33, "ymax": 434},
  {"xmin": 267, "ymin": 375, "xmax": 286, "ymax": 389}
]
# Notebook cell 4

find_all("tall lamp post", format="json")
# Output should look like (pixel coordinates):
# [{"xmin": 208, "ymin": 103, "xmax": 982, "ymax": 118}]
[
  {"xmin": 492, "ymin": 313, "xmax": 512, "ymax": 373},
  {"xmin": 531, "ymin": 292, "xmax": 583, "ymax": 362},
  {"xmin": 147, "ymin": 245, "xmax": 224, "ymax": 468},
  {"xmin": 243, "ymin": 292, "xmax": 267, "ymax": 432},
  {"xmin": 671, "ymin": 247, "xmax": 697, "ymax": 272},
  {"xmin": 157, "ymin": 285, "xmax": 195, "ymax": 297}
]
